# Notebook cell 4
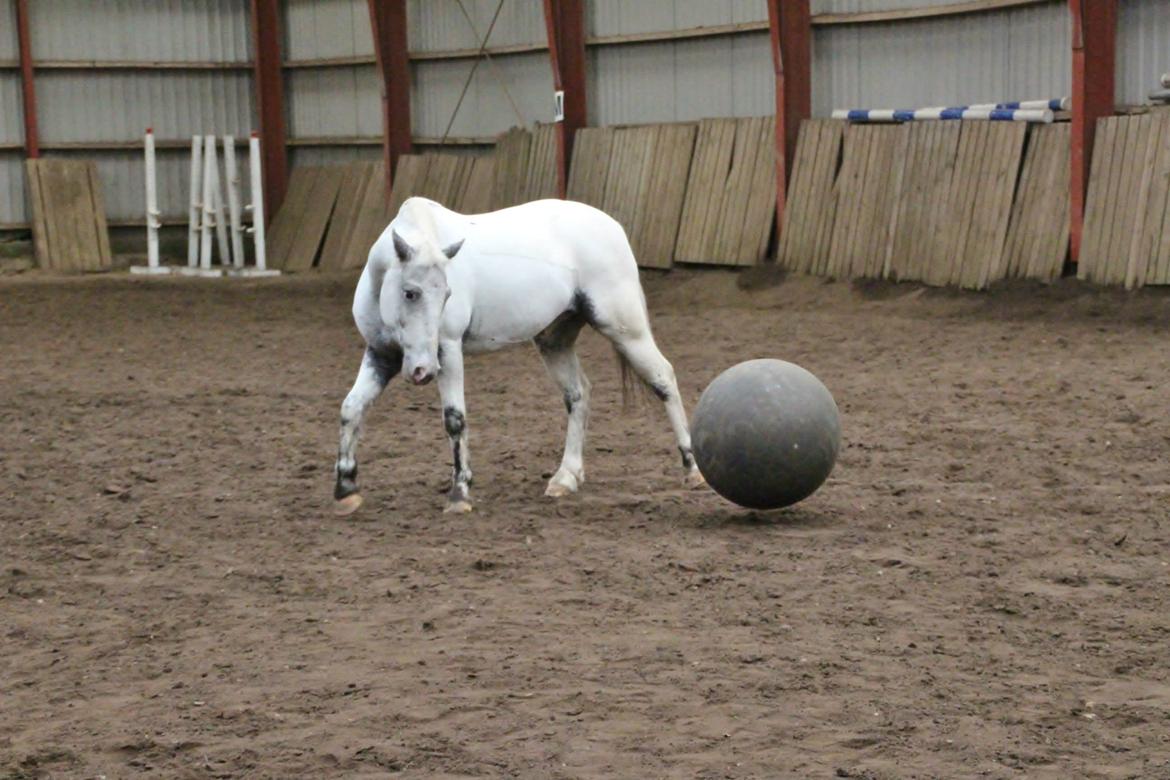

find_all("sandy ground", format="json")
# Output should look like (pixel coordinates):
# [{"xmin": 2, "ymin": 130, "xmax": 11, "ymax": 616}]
[{"xmin": 2, "ymin": 269, "xmax": 1169, "ymax": 779}]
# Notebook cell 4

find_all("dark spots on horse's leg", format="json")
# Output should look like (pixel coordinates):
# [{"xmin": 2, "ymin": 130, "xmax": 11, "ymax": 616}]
[
  {"xmin": 334, "ymin": 463, "xmax": 358, "ymax": 500},
  {"xmin": 444, "ymin": 407, "xmax": 466, "ymax": 474},
  {"xmin": 679, "ymin": 446, "xmax": 696, "ymax": 471},
  {"xmin": 447, "ymin": 438, "xmax": 471, "ymax": 503},
  {"xmin": 562, "ymin": 389, "xmax": 582, "ymax": 414},
  {"xmin": 443, "ymin": 407, "xmax": 465, "ymax": 438},
  {"xmin": 651, "ymin": 382, "xmax": 671, "ymax": 401},
  {"xmin": 444, "ymin": 407, "xmax": 472, "ymax": 500}
]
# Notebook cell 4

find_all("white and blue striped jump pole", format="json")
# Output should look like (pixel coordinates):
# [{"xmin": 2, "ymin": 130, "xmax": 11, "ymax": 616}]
[
  {"xmin": 833, "ymin": 106, "xmax": 1054, "ymax": 123},
  {"xmin": 832, "ymin": 98, "xmax": 1065, "ymax": 123},
  {"xmin": 974, "ymin": 98, "xmax": 1068, "ymax": 111}
]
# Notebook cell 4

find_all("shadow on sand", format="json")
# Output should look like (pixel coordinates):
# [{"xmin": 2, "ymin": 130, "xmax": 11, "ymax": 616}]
[{"xmin": 693, "ymin": 504, "xmax": 838, "ymax": 531}]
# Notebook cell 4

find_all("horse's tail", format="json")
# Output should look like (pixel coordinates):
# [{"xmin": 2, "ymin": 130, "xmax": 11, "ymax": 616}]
[{"xmin": 615, "ymin": 346, "xmax": 652, "ymax": 410}]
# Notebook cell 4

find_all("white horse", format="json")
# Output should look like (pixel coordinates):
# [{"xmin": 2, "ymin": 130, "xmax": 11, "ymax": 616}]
[{"xmin": 334, "ymin": 196, "xmax": 704, "ymax": 515}]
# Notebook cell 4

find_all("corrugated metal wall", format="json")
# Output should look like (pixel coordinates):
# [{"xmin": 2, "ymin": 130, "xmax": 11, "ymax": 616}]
[
  {"xmin": 0, "ymin": 0, "xmax": 17, "ymax": 65},
  {"xmin": 284, "ymin": 0, "xmax": 380, "ymax": 168},
  {"xmin": 2, "ymin": 0, "xmax": 1168, "ymax": 234},
  {"xmin": 285, "ymin": 0, "xmax": 374, "ymax": 59},
  {"xmin": 407, "ymin": 0, "xmax": 553, "ymax": 138},
  {"xmin": 589, "ymin": 0, "xmax": 767, "ymax": 36},
  {"xmin": 23, "ymin": 0, "xmax": 254, "ymax": 224},
  {"xmin": 1117, "ymin": 0, "xmax": 1170, "ymax": 105},
  {"xmin": 30, "ymin": 0, "xmax": 251, "ymax": 61},
  {"xmin": 812, "ymin": 1, "xmax": 1071, "ymax": 116},
  {"xmin": 409, "ymin": 0, "xmax": 547, "ymax": 50},
  {"xmin": 412, "ymin": 54, "xmax": 554, "ymax": 138},
  {"xmin": 1, "ymin": 0, "xmax": 25, "ymax": 225},
  {"xmin": 283, "ymin": 0, "xmax": 551, "ymax": 167},
  {"xmin": 813, "ymin": 0, "xmax": 958, "ymax": 11},
  {"xmin": 588, "ymin": 1, "xmax": 771, "ymax": 125},
  {"xmin": 37, "ymin": 73, "xmax": 253, "ymax": 144}
]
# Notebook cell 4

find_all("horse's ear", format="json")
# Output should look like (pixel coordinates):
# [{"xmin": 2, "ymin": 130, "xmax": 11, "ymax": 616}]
[
  {"xmin": 442, "ymin": 239, "xmax": 464, "ymax": 260},
  {"xmin": 392, "ymin": 230, "xmax": 413, "ymax": 262}
]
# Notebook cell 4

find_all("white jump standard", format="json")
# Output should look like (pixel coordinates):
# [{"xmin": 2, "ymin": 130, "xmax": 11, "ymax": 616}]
[
  {"xmin": 334, "ymin": 197, "xmax": 705, "ymax": 515},
  {"xmin": 228, "ymin": 132, "xmax": 278, "ymax": 277},
  {"xmin": 177, "ymin": 134, "xmax": 229, "ymax": 277},
  {"xmin": 136, "ymin": 131, "xmax": 275, "ymax": 277},
  {"xmin": 130, "ymin": 129, "xmax": 168, "ymax": 275}
]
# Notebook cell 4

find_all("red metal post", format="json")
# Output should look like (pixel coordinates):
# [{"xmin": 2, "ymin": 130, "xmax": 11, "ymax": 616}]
[
  {"xmin": 368, "ymin": 0, "xmax": 413, "ymax": 197},
  {"xmin": 542, "ymin": 0, "xmax": 587, "ymax": 199},
  {"xmin": 766, "ymin": 0, "xmax": 811, "ymax": 235},
  {"xmin": 1068, "ymin": 0, "xmax": 1117, "ymax": 264},
  {"xmin": 15, "ymin": 0, "xmax": 39, "ymax": 157},
  {"xmin": 250, "ymin": 0, "xmax": 289, "ymax": 223}
]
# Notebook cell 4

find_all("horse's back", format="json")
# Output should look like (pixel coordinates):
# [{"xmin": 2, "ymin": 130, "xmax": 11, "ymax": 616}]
[{"xmin": 396, "ymin": 198, "xmax": 635, "ymax": 276}]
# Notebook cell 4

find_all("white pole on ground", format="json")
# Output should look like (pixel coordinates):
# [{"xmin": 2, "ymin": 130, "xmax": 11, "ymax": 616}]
[
  {"xmin": 187, "ymin": 135, "xmax": 203, "ymax": 269},
  {"xmin": 131, "ymin": 128, "xmax": 170, "ymax": 275},
  {"xmin": 200, "ymin": 134, "xmax": 216, "ymax": 271},
  {"xmin": 208, "ymin": 139, "xmax": 231, "ymax": 267},
  {"xmin": 144, "ymin": 128, "xmax": 159, "ymax": 268},
  {"xmin": 223, "ymin": 135, "xmax": 245, "ymax": 269},
  {"xmin": 248, "ymin": 132, "xmax": 270, "ymax": 272}
]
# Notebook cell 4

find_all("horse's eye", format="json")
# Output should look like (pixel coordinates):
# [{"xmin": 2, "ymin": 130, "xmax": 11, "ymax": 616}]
[{"xmin": 404, "ymin": 288, "xmax": 419, "ymax": 302}]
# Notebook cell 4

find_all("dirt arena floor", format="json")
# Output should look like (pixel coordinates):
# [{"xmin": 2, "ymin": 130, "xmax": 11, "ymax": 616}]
[{"xmin": 2, "ymin": 268, "xmax": 1169, "ymax": 779}]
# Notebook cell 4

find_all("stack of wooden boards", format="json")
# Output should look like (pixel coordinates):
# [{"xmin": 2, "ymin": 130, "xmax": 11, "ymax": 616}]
[
  {"xmin": 266, "ymin": 124, "xmax": 559, "ymax": 272},
  {"xmin": 777, "ymin": 118, "xmax": 1072, "ymax": 288},
  {"xmin": 493, "ymin": 123, "xmax": 558, "ymax": 208},
  {"xmin": 675, "ymin": 116, "xmax": 778, "ymax": 267},
  {"xmin": 1001, "ymin": 123, "xmax": 1071, "ymax": 281},
  {"xmin": 568, "ymin": 123, "xmax": 699, "ymax": 269},
  {"xmin": 266, "ymin": 163, "xmax": 351, "ymax": 271},
  {"xmin": 774, "ymin": 120, "xmax": 843, "ymax": 278},
  {"xmin": 1079, "ymin": 109, "xmax": 1170, "ymax": 288},
  {"xmin": 267, "ymin": 117, "xmax": 779, "ymax": 272},
  {"xmin": 25, "ymin": 158, "xmax": 112, "ymax": 272},
  {"xmin": 568, "ymin": 117, "xmax": 776, "ymax": 269},
  {"xmin": 266, "ymin": 155, "xmax": 489, "ymax": 272}
]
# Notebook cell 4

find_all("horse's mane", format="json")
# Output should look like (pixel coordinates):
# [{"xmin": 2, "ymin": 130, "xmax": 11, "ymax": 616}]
[{"xmin": 396, "ymin": 198, "xmax": 442, "ymax": 249}]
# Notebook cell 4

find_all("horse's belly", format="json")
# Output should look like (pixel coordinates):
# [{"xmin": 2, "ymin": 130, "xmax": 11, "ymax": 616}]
[{"xmin": 460, "ymin": 254, "xmax": 576, "ymax": 348}]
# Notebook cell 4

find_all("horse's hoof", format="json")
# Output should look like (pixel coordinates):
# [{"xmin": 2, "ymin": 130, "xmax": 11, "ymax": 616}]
[
  {"xmin": 334, "ymin": 493, "xmax": 363, "ymax": 516},
  {"xmin": 545, "ymin": 469, "xmax": 582, "ymax": 498},
  {"xmin": 685, "ymin": 470, "xmax": 707, "ymax": 490},
  {"xmin": 545, "ymin": 481, "xmax": 574, "ymax": 498},
  {"xmin": 444, "ymin": 500, "xmax": 473, "ymax": 514}
]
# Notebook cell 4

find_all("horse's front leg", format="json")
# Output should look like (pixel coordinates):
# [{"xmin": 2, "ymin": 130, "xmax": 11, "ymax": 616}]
[
  {"xmin": 437, "ymin": 339, "xmax": 473, "ymax": 513},
  {"xmin": 334, "ymin": 346, "xmax": 402, "ymax": 516}
]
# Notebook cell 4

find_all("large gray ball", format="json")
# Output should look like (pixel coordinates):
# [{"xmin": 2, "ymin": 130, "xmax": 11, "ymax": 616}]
[{"xmin": 691, "ymin": 359, "xmax": 840, "ymax": 510}]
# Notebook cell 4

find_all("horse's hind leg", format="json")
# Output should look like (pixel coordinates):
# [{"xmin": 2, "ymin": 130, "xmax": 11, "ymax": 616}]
[
  {"xmin": 535, "ymin": 315, "xmax": 589, "ymax": 497},
  {"xmin": 610, "ymin": 332, "xmax": 705, "ymax": 488}
]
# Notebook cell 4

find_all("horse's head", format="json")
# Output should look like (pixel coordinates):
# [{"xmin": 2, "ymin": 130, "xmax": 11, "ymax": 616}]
[{"xmin": 382, "ymin": 229, "xmax": 464, "ymax": 386}]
